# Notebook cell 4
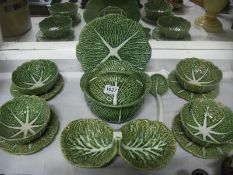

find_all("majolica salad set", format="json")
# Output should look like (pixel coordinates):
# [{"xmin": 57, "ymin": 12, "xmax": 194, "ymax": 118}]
[{"xmin": 0, "ymin": 0, "xmax": 232, "ymax": 173}]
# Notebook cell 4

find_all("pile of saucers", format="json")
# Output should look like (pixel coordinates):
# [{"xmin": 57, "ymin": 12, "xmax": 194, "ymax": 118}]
[
  {"xmin": 0, "ymin": 95, "xmax": 59, "ymax": 155},
  {"xmin": 11, "ymin": 59, "xmax": 64, "ymax": 100},
  {"xmin": 168, "ymin": 57, "xmax": 222, "ymax": 101}
]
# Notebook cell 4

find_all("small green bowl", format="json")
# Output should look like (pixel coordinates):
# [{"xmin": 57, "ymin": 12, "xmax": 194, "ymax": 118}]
[
  {"xmin": 181, "ymin": 98, "xmax": 233, "ymax": 147},
  {"xmin": 0, "ymin": 95, "xmax": 50, "ymax": 144},
  {"xmin": 49, "ymin": 2, "xmax": 78, "ymax": 21},
  {"xmin": 80, "ymin": 61, "xmax": 151, "ymax": 123},
  {"xmin": 157, "ymin": 15, "xmax": 191, "ymax": 39},
  {"xmin": 176, "ymin": 58, "xmax": 222, "ymax": 93},
  {"xmin": 12, "ymin": 59, "xmax": 59, "ymax": 95},
  {"xmin": 39, "ymin": 16, "xmax": 72, "ymax": 39},
  {"xmin": 144, "ymin": 1, "xmax": 173, "ymax": 20}
]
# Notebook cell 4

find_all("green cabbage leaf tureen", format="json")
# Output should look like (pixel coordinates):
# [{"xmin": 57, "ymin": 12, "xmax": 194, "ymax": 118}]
[
  {"xmin": 77, "ymin": 14, "xmax": 151, "ymax": 72},
  {"xmin": 0, "ymin": 95, "xmax": 59, "ymax": 155},
  {"xmin": 173, "ymin": 98, "xmax": 233, "ymax": 159},
  {"xmin": 80, "ymin": 60, "xmax": 151, "ymax": 123}
]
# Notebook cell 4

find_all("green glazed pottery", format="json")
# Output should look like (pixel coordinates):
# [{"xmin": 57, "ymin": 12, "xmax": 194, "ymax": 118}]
[
  {"xmin": 83, "ymin": 0, "xmax": 141, "ymax": 22},
  {"xmin": 119, "ymin": 119, "xmax": 176, "ymax": 170},
  {"xmin": 61, "ymin": 119, "xmax": 117, "ymax": 168},
  {"xmin": 0, "ymin": 110, "xmax": 59, "ymax": 155},
  {"xmin": 80, "ymin": 60, "xmax": 151, "ymax": 123},
  {"xmin": 49, "ymin": 2, "xmax": 81, "ymax": 25},
  {"xmin": 181, "ymin": 98, "xmax": 233, "ymax": 147},
  {"xmin": 150, "ymin": 74, "xmax": 168, "ymax": 96},
  {"xmin": 152, "ymin": 27, "xmax": 191, "ymax": 41},
  {"xmin": 36, "ymin": 30, "xmax": 75, "ymax": 42},
  {"xmin": 144, "ymin": 1, "xmax": 173, "ymax": 21},
  {"xmin": 77, "ymin": 14, "xmax": 151, "ymax": 72},
  {"xmin": 150, "ymin": 74, "xmax": 168, "ymax": 122},
  {"xmin": 157, "ymin": 15, "xmax": 191, "ymax": 40},
  {"xmin": 39, "ymin": 16, "xmax": 72, "ymax": 39},
  {"xmin": 0, "ymin": 95, "xmax": 50, "ymax": 144},
  {"xmin": 173, "ymin": 114, "xmax": 233, "ymax": 159},
  {"xmin": 11, "ymin": 73, "xmax": 64, "ymax": 101},
  {"xmin": 12, "ymin": 59, "xmax": 59, "ymax": 95},
  {"xmin": 168, "ymin": 70, "xmax": 219, "ymax": 101},
  {"xmin": 98, "ymin": 6, "xmax": 127, "ymax": 17},
  {"xmin": 176, "ymin": 58, "xmax": 223, "ymax": 93},
  {"xmin": 61, "ymin": 119, "xmax": 176, "ymax": 170}
]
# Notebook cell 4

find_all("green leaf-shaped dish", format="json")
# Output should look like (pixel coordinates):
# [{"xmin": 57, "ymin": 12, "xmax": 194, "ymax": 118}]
[
  {"xmin": 144, "ymin": 1, "xmax": 173, "ymax": 20},
  {"xmin": 181, "ymin": 98, "xmax": 233, "ymax": 147},
  {"xmin": 157, "ymin": 15, "xmax": 191, "ymax": 40},
  {"xmin": 60, "ymin": 119, "xmax": 117, "ymax": 168},
  {"xmin": 12, "ymin": 59, "xmax": 59, "ymax": 95},
  {"xmin": 83, "ymin": 0, "xmax": 141, "ymax": 22},
  {"xmin": 176, "ymin": 58, "xmax": 223, "ymax": 93},
  {"xmin": 173, "ymin": 114, "xmax": 233, "ymax": 159},
  {"xmin": 0, "ymin": 110, "xmax": 59, "ymax": 155},
  {"xmin": 77, "ymin": 14, "xmax": 151, "ymax": 72},
  {"xmin": 11, "ymin": 73, "xmax": 64, "ymax": 101},
  {"xmin": 168, "ymin": 70, "xmax": 219, "ymax": 101},
  {"xmin": 39, "ymin": 16, "xmax": 72, "ymax": 39},
  {"xmin": 0, "ymin": 96, "xmax": 50, "ymax": 144},
  {"xmin": 80, "ymin": 61, "xmax": 151, "ymax": 123},
  {"xmin": 49, "ymin": 2, "xmax": 79, "ymax": 23},
  {"xmin": 119, "ymin": 119, "xmax": 176, "ymax": 170}
]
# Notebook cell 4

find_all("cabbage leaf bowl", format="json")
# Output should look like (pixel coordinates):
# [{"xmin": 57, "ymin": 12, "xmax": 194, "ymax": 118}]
[
  {"xmin": 49, "ymin": 2, "xmax": 79, "ymax": 25},
  {"xmin": 181, "ymin": 98, "xmax": 233, "ymax": 147},
  {"xmin": 39, "ymin": 16, "xmax": 72, "ymax": 39},
  {"xmin": 80, "ymin": 61, "xmax": 151, "ymax": 123},
  {"xmin": 0, "ymin": 96, "xmax": 50, "ymax": 144},
  {"xmin": 176, "ymin": 57, "xmax": 222, "ymax": 93},
  {"xmin": 12, "ymin": 59, "xmax": 59, "ymax": 95},
  {"xmin": 157, "ymin": 15, "xmax": 191, "ymax": 39},
  {"xmin": 144, "ymin": 1, "xmax": 173, "ymax": 21}
]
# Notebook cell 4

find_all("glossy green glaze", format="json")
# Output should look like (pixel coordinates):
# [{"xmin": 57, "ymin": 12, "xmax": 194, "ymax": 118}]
[
  {"xmin": 0, "ymin": 110, "xmax": 59, "ymax": 155},
  {"xmin": 119, "ymin": 119, "xmax": 176, "ymax": 170},
  {"xmin": 77, "ymin": 14, "xmax": 151, "ymax": 72},
  {"xmin": 168, "ymin": 70, "xmax": 219, "ymax": 101},
  {"xmin": 80, "ymin": 60, "xmax": 151, "ymax": 123},
  {"xmin": 49, "ymin": 2, "xmax": 79, "ymax": 24},
  {"xmin": 39, "ymin": 16, "xmax": 72, "ymax": 39},
  {"xmin": 181, "ymin": 98, "xmax": 233, "ymax": 146},
  {"xmin": 144, "ymin": 1, "xmax": 173, "ymax": 21},
  {"xmin": 0, "ymin": 96, "xmax": 50, "ymax": 144},
  {"xmin": 12, "ymin": 60, "xmax": 59, "ymax": 95},
  {"xmin": 61, "ymin": 119, "xmax": 117, "ymax": 168},
  {"xmin": 11, "ymin": 74, "xmax": 64, "ymax": 101},
  {"xmin": 152, "ymin": 27, "xmax": 191, "ymax": 41},
  {"xmin": 173, "ymin": 114, "xmax": 233, "ymax": 159},
  {"xmin": 176, "ymin": 58, "xmax": 222, "ymax": 93},
  {"xmin": 157, "ymin": 15, "xmax": 191, "ymax": 39}
]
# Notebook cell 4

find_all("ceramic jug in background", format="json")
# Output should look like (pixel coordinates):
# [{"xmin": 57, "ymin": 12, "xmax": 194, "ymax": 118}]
[{"xmin": 0, "ymin": 0, "xmax": 32, "ymax": 37}]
